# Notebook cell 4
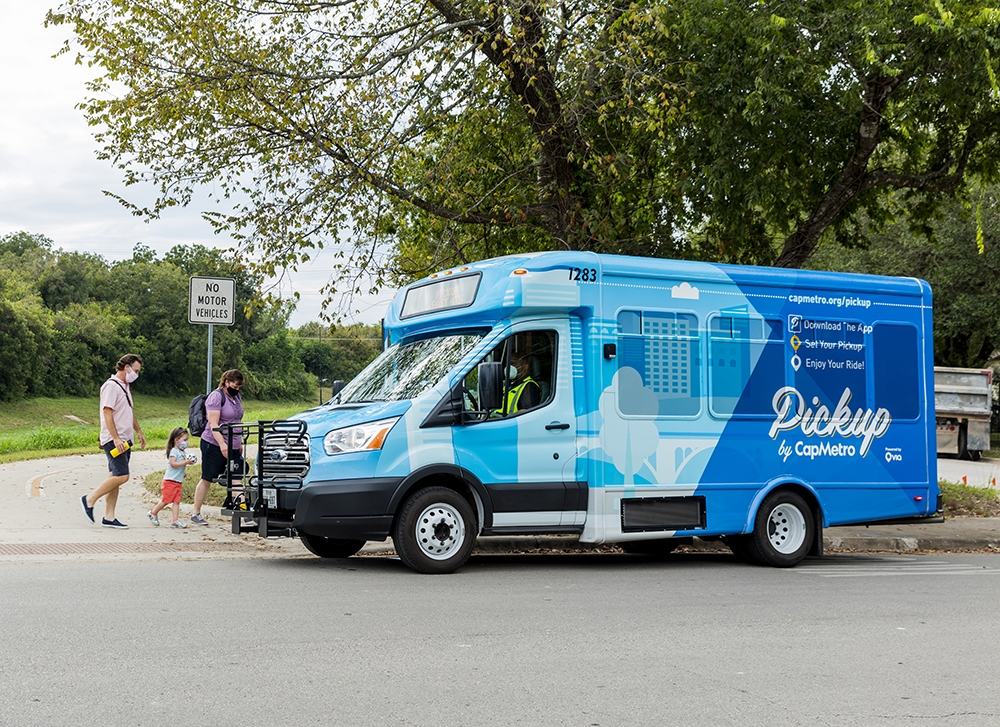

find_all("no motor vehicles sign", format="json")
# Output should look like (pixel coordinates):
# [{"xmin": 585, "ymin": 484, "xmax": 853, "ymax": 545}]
[{"xmin": 189, "ymin": 276, "xmax": 236, "ymax": 326}]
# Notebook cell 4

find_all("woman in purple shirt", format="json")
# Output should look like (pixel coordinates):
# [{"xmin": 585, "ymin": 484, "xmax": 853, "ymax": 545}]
[{"xmin": 191, "ymin": 369, "xmax": 245, "ymax": 525}]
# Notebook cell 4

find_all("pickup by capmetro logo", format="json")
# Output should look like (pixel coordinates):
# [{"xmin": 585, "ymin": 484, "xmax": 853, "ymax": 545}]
[{"xmin": 769, "ymin": 386, "xmax": 891, "ymax": 457}]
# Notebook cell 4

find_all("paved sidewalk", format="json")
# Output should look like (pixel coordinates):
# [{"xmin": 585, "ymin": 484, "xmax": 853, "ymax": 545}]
[
  {"xmin": 2, "ymin": 452, "xmax": 998, "ymax": 563},
  {"xmin": 0, "ymin": 449, "xmax": 310, "ymax": 562}
]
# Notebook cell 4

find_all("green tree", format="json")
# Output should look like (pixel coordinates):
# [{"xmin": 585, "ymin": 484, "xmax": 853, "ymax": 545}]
[
  {"xmin": 650, "ymin": 0, "xmax": 1000, "ymax": 267},
  {"xmin": 105, "ymin": 244, "xmax": 294, "ymax": 396},
  {"xmin": 0, "ymin": 293, "xmax": 54, "ymax": 401},
  {"xmin": 293, "ymin": 323, "xmax": 382, "ymax": 385},
  {"xmin": 38, "ymin": 250, "xmax": 111, "ymax": 310},
  {"xmin": 244, "ymin": 330, "xmax": 313, "ymax": 400},
  {"xmin": 810, "ymin": 187, "xmax": 1000, "ymax": 367},
  {"xmin": 45, "ymin": 0, "xmax": 686, "ymax": 294},
  {"xmin": 0, "ymin": 231, "xmax": 55, "ymax": 267},
  {"xmin": 46, "ymin": 1, "xmax": 1000, "ymax": 289},
  {"xmin": 48, "ymin": 302, "xmax": 131, "ymax": 396}
]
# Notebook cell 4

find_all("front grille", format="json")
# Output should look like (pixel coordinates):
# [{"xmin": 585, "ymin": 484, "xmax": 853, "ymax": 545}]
[{"xmin": 259, "ymin": 421, "xmax": 311, "ymax": 482}]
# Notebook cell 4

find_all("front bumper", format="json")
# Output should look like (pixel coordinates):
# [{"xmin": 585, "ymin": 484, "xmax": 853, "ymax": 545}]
[{"xmin": 291, "ymin": 477, "xmax": 404, "ymax": 541}]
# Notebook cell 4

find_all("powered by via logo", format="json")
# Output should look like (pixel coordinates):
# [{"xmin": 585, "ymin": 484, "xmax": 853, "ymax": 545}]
[{"xmin": 884, "ymin": 448, "xmax": 903, "ymax": 463}]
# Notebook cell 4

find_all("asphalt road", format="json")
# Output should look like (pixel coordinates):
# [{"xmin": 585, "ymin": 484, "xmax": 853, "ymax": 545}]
[{"xmin": 2, "ymin": 552, "xmax": 998, "ymax": 726}]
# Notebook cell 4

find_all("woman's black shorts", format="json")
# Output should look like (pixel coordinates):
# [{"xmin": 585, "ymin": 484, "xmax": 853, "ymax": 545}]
[{"xmin": 200, "ymin": 439, "xmax": 245, "ymax": 483}]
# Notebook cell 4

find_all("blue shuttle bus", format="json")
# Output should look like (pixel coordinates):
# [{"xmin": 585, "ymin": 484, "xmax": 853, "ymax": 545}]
[{"xmin": 244, "ymin": 252, "xmax": 939, "ymax": 573}]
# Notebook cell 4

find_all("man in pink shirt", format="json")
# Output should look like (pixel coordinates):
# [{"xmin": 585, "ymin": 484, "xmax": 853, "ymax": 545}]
[{"xmin": 80, "ymin": 354, "xmax": 147, "ymax": 529}]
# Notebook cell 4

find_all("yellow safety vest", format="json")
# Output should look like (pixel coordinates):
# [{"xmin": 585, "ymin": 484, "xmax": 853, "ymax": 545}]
[{"xmin": 493, "ymin": 376, "xmax": 539, "ymax": 417}]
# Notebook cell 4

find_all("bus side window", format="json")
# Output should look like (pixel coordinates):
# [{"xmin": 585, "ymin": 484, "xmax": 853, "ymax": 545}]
[
  {"xmin": 873, "ymin": 324, "xmax": 919, "ymax": 419},
  {"xmin": 710, "ymin": 316, "xmax": 784, "ymax": 417},
  {"xmin": 616, "ymin": 310, "xmax": 701, "ymax": 417}
]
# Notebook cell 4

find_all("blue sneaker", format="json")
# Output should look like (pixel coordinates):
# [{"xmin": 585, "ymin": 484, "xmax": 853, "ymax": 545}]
[
  {"xmin": 80, "ymin": 495, "xmax": 95, "ymax": 524},
  {"xmin": 102, "ymin": 518, "xmax": 128, "ymax": 529}
]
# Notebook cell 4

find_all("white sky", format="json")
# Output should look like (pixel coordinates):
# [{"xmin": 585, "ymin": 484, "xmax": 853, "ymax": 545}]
[{"xmin": 0, "ymin": 2, "xmax": 392, "ymax": 328}]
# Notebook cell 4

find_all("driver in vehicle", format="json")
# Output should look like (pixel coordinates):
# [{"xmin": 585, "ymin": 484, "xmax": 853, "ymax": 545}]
[{"xmin": 499, "ymin": 348, "xmax": 541, "ymax": 416}]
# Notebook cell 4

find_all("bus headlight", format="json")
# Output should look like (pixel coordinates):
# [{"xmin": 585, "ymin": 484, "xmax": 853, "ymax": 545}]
[{"xmin": 323, "ymin": 417, "xmax": 400, "ymax": 455}]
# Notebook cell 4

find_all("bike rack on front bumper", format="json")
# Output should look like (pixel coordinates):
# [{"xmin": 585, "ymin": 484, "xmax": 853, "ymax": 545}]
[{"xmin": 215, "ymin": 419, "xmax": 310, "ymax": 538}]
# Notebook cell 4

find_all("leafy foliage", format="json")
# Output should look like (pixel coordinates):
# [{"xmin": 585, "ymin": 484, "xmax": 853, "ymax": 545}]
[
  {"xmin": 292, "ymin": 323, "xmax": 382, "ymax": 387},
  {"xmin": 44, "ymin": 0, "xmax": 692, "ymax": 295},
  {"xmin": 649, "ymin": 0, "xmax": 1000, "ymax": 266},
  {"xmin": 0, "ymin": 232, "xmax": 366, "ymax": 401},
  {"xmin": 809, "ymin": 186, "xmax": 1000, "ymax": 367},
  {"xmin": 45, "ymin": 0, "xmax": 1000, "ymax": 288}
]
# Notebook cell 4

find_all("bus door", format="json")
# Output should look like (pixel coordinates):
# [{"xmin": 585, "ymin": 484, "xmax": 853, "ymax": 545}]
[{"xmin": 453, "ymin": 320, "xmax": 578, "ymax": 530}]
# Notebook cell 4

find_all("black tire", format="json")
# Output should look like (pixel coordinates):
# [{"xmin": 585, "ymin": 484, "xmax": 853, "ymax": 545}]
[
  {"xmin": 743, "ymin": 490, "xmax": 814, "ymax": 568},
  {"xmin": 958, "ymin": 425, "xmax": 972, "ymax": 460},
  {"xmin": 299, "ymin": 533, "xmax": 366, "ymax": 559},
  {"xmin": 620, "ymin": 539, "xmax": 681, "ymax": 557},
  {"xmin": 393, "ymin": 486, "xmax": 476, "ymax": 574},
  {"xmin": 969, "ymin": 450, "xmax": 982, "ymax": 462}
]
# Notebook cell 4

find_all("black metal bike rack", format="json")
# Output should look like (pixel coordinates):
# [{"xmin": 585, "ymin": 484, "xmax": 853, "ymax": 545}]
[{"xmin": 216, "ymin": 420, "xmax": 309, "ymax": 538}]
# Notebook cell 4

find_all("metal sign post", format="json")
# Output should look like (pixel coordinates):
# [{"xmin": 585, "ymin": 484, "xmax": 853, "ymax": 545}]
[
  {"xmin": 189, "ymin": 276, "xmax": 236, "ymax": 393},
  {"xmin": 206, "ymin": 323, "xmax": 214, "ymax": 394}
]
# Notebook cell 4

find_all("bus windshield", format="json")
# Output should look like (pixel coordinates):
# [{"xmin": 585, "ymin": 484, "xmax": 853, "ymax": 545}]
[{"xmin": 337, "ymin": 333, "xmax": 484, "ymax": 404}]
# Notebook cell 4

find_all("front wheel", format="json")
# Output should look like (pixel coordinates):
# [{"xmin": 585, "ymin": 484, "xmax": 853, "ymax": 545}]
[
  {"xmin": 299, "ymin": 534, "xmax": 366, "ymax": 559},
  {"xmin": 744, "ymin": 490, "xmax": 814, "ymax": 568},
  {"xmin": 394, "ymin": 487, "xmax": 477, "ymax": 574}
]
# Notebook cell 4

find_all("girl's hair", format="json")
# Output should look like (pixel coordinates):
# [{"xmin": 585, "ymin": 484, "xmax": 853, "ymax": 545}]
[
  {"xmin": 166, "ymin": 427, "xmax": 188, "ymax": 456},
  {"xmin": 218, "ymin": 369, "xmax": 245, "ymax": 390}
]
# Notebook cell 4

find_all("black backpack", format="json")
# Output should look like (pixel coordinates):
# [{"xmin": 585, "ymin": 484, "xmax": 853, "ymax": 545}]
[{"xmin": 188, "ymin": 389, "xmax": 219, "ymax": 436}]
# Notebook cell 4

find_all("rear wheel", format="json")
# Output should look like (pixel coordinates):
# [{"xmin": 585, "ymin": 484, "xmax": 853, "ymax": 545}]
[
  {"xmin": 958, "ymin": 428, "xmax": 971, "ymax": 460},
  {"xmin": 744, "ymin": 490, "xmax": 814, "ymax": 568},
  {"xmin": 393, "ymin": 487, "xmax": 476, "ymax": 574},
  {"xmin": 299, "ymin": 534, "xmax": 366, "ymax": 559}
]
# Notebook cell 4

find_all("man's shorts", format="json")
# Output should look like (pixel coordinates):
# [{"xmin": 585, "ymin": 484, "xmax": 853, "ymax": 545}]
[
  {"xmin": 161, "ymin": 479, "xmax": 183, "ymax": 503},
  {"xmin": 102, "ymin": 440, "xmax": 132, "ymax": 477}
]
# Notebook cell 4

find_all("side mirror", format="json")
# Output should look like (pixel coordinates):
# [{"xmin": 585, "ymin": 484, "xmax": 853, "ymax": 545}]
[
  {"xmin": 330, "ymin": 380, "xmax": 345, "ymax": 397},
  {"xmin": 478, "ymin": 362, "xmax": 503, "ymax": 413}
]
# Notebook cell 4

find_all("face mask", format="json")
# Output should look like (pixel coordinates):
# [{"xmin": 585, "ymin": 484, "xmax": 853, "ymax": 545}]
[
  {"xmin": 125, "ymin": 369, "xmax": 138, "ymax": 383},
  {"xmin": 227, "ymin": 386, "xmax": 240, "ymax": 397},
  {"xmin": 177, "ymin": 441, "xmax": 188, "ymax": 450}
]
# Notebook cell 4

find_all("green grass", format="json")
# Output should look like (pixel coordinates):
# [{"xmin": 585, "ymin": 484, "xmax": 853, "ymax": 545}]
[
  {"xmin": 0, "ymin": 394, "xmax": 316, "ymax": 463},
  {"xmin": 939, "ymin": 479, "xmax": 1000, "ymax": 517},
  {"xmin": 141, "ymin": 464, "xmax": 230, "ymax": 508}
]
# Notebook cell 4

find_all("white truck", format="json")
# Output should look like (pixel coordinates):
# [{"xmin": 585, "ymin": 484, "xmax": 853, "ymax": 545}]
[{"xmin": 934, "ymin": 366, "xmax": 994, "ymax": 461}]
